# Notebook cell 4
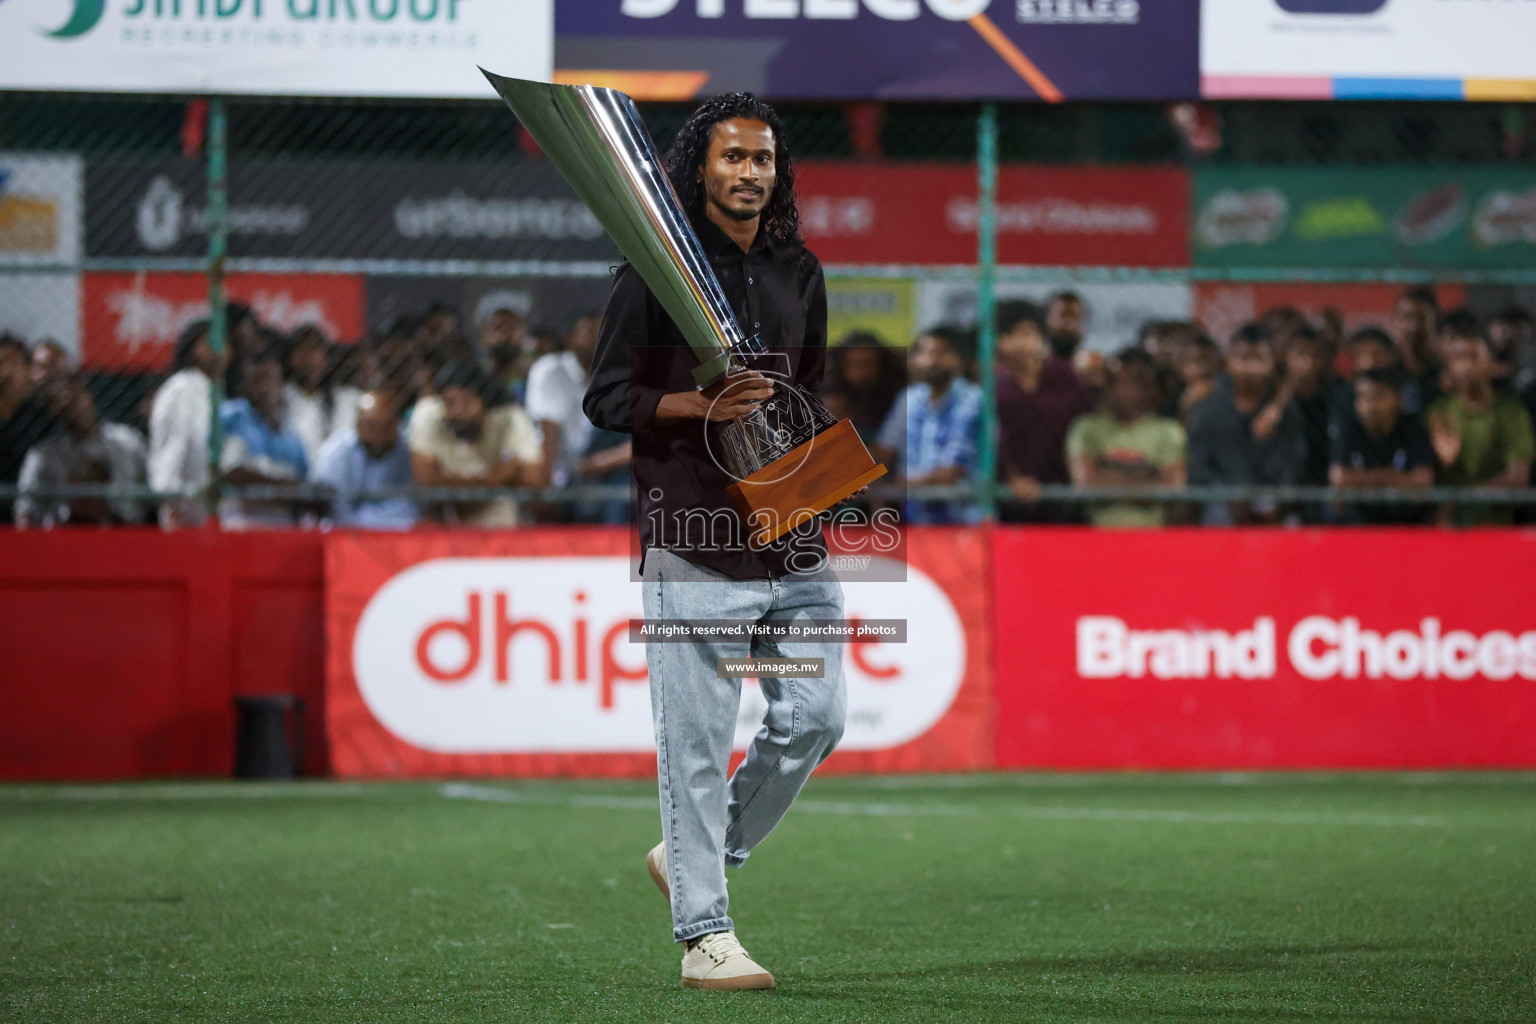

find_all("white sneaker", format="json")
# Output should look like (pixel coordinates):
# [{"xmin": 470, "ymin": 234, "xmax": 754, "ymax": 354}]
[
  {"xmin": 646, "ymin": 842, "xmax": 669, "ymax": 901},
  {"xmin": 681, "ymin": 930, "xmax": 775, "ymax": 991}
]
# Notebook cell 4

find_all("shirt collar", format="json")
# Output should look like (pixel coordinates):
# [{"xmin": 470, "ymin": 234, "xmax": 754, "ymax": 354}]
[
  {"xmin": 917, "ymin": 377, "xmax": 973, "ymax": 411},
  {"xmin": 696, "ymin": 213, "xmax": 772, "ymax": 260},
  {"xmin": 358, "ymin": 437, "xmax": 403, "ymax": 463}
]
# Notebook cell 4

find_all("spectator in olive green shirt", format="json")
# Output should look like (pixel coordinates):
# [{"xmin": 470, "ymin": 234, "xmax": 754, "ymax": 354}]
[
  {"xmin": 1428, "ymin": 328, "xmax": 1535, "ymax": 526},
  {"xmin": 1067, "ymin": 348, "xmax": 1187, "ymax": 528}
]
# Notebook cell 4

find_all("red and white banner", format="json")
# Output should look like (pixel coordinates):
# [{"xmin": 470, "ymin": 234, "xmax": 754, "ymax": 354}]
[
  {"xmin": 1194, "ymin": 282, "xmax": 1469, "ymax": 352},
  {"xmin": 81, "ymin": 272, "xmax": 365, "ymax": 370},
  {"xmin": 11, "ymin": 527, "xmax": 1536, "ymax": 781},
  {"xmin": 325, "ymin": 528, "xmax": 991, "ymax": 778},
  {"xmin": 796, "ymin": 162, "xmax": 1189, "ymax": 267},
  {"xmin": 993, "ymin": 530, "xmax": 1536, "ymax": 769}
]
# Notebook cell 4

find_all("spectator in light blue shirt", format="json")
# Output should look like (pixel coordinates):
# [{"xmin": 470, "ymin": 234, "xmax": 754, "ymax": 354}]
[
  {"xmin": 313, "ymin": 390, "xmax": 418, "ymax": 530},
  {"xmin": 219, "ymin": 350, "xmax": 308, "ymax": 529},
  {"xmin": 876, "ymin": 326, "xmax": 982, "ymax": 525}
]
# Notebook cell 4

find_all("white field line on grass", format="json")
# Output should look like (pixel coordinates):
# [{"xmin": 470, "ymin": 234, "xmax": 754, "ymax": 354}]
[
  {"xmin": 844, "ymin": 772, "xmax": 1536, "ymax": 790},
  {"xmin": 437, "ymin": 783, "xmax": 1497, "ymax": 829},
  {"xmin": 0, "ymin": 782, "xmax": 371, "ymax": 802},
  {"xmin": 441, "ymin": 783, "xmax": 657, "ymax": 811},
  {"xmin": 0, "ymin": 779, "xmax": 1528, "ymax": 831}
]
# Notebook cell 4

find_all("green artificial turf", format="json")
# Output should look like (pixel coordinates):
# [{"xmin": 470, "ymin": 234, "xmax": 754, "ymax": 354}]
[{"xmin": 2, "ymin": 774, "xmax": 1534, "ymax": 1023}]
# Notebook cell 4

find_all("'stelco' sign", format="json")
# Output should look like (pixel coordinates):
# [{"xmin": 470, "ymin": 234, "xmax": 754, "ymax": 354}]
[
  {"xmin": 559, "ymin": 0, "xmax": 1190, "ymax": 102},
  {"xmin": 621, "ymin": 0, "xmax": 994, "ymax": 19}
]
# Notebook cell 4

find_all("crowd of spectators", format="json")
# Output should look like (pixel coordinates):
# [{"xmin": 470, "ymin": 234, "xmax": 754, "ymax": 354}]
[
  {"xmin": 1, "ymin": 287, "xmax": 1533, "ymax": 530},
  {"xmin": 845, "ymin": 288, "xmax": 1535, "ymax": 528},
  {"xmin": 0, "ymin": 300, "xmax": 631, "ymax": 530}
]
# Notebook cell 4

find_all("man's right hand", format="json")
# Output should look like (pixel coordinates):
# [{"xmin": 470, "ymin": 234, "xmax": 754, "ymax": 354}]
[{"xmin": 656, "ymin": 370, "xmax": 776, "ymax": 425}]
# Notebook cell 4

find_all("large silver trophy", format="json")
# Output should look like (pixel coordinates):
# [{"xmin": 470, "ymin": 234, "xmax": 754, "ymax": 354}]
[{"xmin": 482, "ymin": 71, "xmax": 885, "ymax": 547}]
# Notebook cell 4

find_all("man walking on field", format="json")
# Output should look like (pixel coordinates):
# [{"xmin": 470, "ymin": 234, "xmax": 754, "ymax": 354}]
[{"xmin": 583, "ymin": 93, "xmax": 846, "ymax": 991}]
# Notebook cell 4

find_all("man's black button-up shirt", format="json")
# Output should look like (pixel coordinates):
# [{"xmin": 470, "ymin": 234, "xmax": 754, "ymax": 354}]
[{"xmin": 583, "ymin": 217, "xmax": 829, "ymax": 580}]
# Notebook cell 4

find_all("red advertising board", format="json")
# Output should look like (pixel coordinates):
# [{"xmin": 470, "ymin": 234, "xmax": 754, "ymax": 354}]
[
  {"xmin": 1194, "ymin": 282, "xmax": 1468, "ymax": 351},
  {"xmin": 326, "ymin": 528, "xmax": 991, "ymax": 778},
  {"xmin": 796, "ymin": 162, "xmax": 1189, "ymax": 267},
  {"xmin": 8, "ymin": 526, "xmax": 1536, "ymax": 782},
  {"xmin": 0, "ymin": 530, "xmax": 329, "ymax": 781},
  {"xmin": 81, "ymin": 272, "xmax": 365, "ymax": 371},
  {"xmin": 993, "ymin": 529, "xmax": 1536, "ymax": 769}
]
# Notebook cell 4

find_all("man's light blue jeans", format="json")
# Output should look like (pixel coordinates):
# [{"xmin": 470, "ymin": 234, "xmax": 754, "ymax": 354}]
[{"xmin": 640, "ymin": 547, "xmax": 847, "ymax": 943}]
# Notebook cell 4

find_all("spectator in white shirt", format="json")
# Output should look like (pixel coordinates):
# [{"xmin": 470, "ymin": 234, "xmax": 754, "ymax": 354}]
[
  {"xmin": 408, "ymin": 363, "xmax": 543, "ymax": 527},
  {"xmin": 148, "ymin": 320, "xmax": 227, "ymax": 530},
  {"xmin": 525, "ymin": 314, "xmax": 601, "ymax": 487},
  {"xmin": 16, "ymin": 373, "xmax": 147, "ymax": 528},
  {"xmin": 281, "ymin": 325, "xmax": 361, "ymax": 464}
]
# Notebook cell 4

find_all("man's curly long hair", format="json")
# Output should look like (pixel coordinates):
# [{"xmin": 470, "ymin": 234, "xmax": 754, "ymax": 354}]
[{"xmin": 663, "ymin": 92, "xmax": 804, "ymax": 256}]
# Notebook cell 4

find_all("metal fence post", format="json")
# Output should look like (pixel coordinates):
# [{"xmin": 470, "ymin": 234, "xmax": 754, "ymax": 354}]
[
  {"xmin": 975, "ymin": 102, "xmax": 999, "ymax": 521},
  {"xmin": 205, "ymin": 95, "xmax": 228, "ymax": 520}
]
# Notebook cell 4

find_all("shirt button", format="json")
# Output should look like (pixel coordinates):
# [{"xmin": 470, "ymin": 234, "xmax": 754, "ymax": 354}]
[
  {"xmin": 748, "ymin": 277, "xmax": 754, "ymax": 283},
  {"xmin": 754, "ymin": 322, "xmax": 761, "ymax": 329}
]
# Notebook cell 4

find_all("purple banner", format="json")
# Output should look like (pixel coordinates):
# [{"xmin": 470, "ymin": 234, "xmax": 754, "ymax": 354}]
[{"xmin": 555, "ymin": 1, "xmax": 1199, "ymax": 102}]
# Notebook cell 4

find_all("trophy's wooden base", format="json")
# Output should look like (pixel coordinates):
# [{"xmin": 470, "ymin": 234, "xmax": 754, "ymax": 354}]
[{"xmin": 725, "ymin": 418, "xmax": 888, "ymax": 549}]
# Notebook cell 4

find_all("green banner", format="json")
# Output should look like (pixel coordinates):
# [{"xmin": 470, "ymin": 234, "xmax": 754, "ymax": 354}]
[{"xmin": 1193, "ymin": 167, "xmax": 1536, "ymax": 269}]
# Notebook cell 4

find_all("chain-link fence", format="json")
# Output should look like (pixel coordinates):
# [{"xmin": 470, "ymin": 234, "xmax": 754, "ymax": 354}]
[{"xmin": 1, "ymin": 94, "xmax": 1534, "ymax": 529}]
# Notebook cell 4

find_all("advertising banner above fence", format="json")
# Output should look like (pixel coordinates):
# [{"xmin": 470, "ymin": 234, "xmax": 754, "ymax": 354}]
[
  {"xmin": 0, "ymin": 152, "xmax": 81, "ymax": 268},
  {"xmin": 84, "ymin": 157, "xmax": 1185, "ymax": 269},
  {"xmin": 555, "ymin": 1, "xmax": 1199, "ymax": 102},
  {"xmin": 0, "ymin": 272, "xmax": 79, "ymax": 356},
  {"xmin": 326, "ymin": 529, "xmax": 992, "ymax": 778},
  {"xmin": 86, "ymin": 158, "xmax": 619, "ymax": 263},
  {"xmin": 0, "ymin": 0, "xmax": 550, "ymax": 98},
  {"xmin": 363, "ymin": 275, "xmax": 615, "ymax": 345},
  {"xmin": 1193, "ymin": 282, "xmax": 1468, "ymax": 352},
  {"xmin": 1202, "ymin": 0, "xmax": 1536, "ymax": 101},
  {"xmin": 798, "ymin": 162, "xmax": 1189, "ymax": 267},
  {"xmin": 81, "ymin": 271, "xmax": 364, "ymax": 370},
  {"xmin": 1193, "ymin": 167, "xmax": 1536, "ymax": 270},
  {"xmin": 915, "ymin": 279, "xmax": 1191, "ymax": 354},
  {"xmin": 993, "ymin": 530, "xmax": 1536, "ymax": 769},
  {"xmin": 826, "ymin": 277, "xmax": 917, "ymax": 351}
]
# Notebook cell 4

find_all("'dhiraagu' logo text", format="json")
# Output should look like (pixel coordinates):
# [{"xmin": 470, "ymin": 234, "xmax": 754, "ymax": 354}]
[
  {"xmin": 353, "ymin": 556, "xmax": 966, "ymax": 754},
  {"xmin": 1078, "ymin": 616, "xmax": 1536, "ymax": 682}
]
